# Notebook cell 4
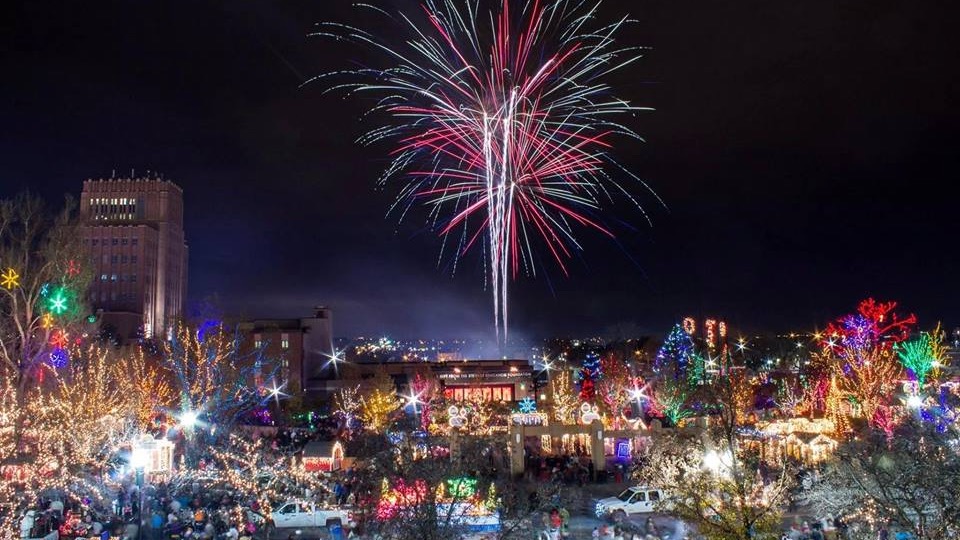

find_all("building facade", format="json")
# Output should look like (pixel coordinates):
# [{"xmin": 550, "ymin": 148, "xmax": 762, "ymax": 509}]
[
  {"xmin": 237, "ymin": 307, "xmax": 336, "ymax": 395},
  {"xmin": 80, "ymin": 177, "xmax": 188, "ymax": 339}
]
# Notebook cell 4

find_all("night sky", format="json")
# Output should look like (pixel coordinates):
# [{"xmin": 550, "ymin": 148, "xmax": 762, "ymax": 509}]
[{"xmin": 3, "ymin": 0, "xmax": 959, "ymax": 339}]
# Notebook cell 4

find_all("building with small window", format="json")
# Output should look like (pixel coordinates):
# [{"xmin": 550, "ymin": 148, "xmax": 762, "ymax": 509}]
[
  {"xmin": 80, "ymin": 177, "xmax": 188, "ymax": 340},
  {"xmin": 238, "ymin": 307, "xmax": 335, "ymax": 396}
]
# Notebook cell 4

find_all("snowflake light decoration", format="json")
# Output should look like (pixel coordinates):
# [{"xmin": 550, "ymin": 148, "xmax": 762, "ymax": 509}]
[
  {"xmin": 66, "ymin": 259, "xmax": 81, "ymax": 277},
  {"xmin": 49, "ymin": 330, "xmax": 69, "ymax": 349},
  {"xmin": 48, "ymin": 289, "xmax": 68, "ymax": 314},
  {"xmin": 1, "ymin": 267, "xmax": 20, "ymax": 289},
  {"xmin": 517, "ymin": 397, "xmax": 537, "ymax": 414}
]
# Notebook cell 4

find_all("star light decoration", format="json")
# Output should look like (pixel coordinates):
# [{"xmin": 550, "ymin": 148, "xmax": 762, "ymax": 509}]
[{"xmin": 1, "ymin": 268, "xmax": 20, "ymax": 290}]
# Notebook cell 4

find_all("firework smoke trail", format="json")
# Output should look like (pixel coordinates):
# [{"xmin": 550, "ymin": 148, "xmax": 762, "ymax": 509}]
[{"xmin": 310, "ymin": 0, "xmax": 661, "ymax": 346}]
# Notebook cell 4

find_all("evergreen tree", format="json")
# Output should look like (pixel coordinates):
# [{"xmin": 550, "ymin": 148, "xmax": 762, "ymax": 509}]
[
  {"xmin": 578, "ymin": 352, "xmax": 601, "ymax": 402},
  {"xmin": 654, "ymin": 324, "xmax": 695, "ymax": 381}
]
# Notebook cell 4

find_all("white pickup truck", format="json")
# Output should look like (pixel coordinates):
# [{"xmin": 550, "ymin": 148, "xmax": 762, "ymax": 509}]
[{"xmin": 270, "ymin": 501, "xmax": 355, "ymax": 529}]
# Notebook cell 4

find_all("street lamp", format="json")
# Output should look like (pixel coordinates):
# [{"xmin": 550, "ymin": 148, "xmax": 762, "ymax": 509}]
[{"xmin": 130, "ymin": 447, "xmax": 148, "ymax": 540}]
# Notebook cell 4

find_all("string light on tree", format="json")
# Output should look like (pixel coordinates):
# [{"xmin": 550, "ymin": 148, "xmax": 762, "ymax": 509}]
[
  {"xmin": 896, "ymin": 323, "xmax": 948, "ymax": 388},
  {"xmin": 655, "ymin": 324, "xmax": 696, "ymax": 381}
]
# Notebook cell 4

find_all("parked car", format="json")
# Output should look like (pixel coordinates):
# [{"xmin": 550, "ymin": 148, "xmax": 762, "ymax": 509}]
[
  {"xmin": 269, "ymin": 501, "xmax": 354, "ymax": 530},
  {"xmin": 595, "ymin": 486, "xmax": 669, "ymax": 519}
]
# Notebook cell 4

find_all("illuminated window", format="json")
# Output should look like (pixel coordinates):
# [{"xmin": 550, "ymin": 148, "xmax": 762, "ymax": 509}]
[
  {"xmin": 281, "ymin": 333, "xmax": 290, "ymax": 349},
  {"xmin": 110, "ymin": 274, "xmax": 117, "ymax": 281},
  {"xmin": 100, "ymin": 274, "xmax": 107, "ymax": 281},
  {"xmin": 254, "ymin": 334, "xmax": 262, "ymax": 349}
]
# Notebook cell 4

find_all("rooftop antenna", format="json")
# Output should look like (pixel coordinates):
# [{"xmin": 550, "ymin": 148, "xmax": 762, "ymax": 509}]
[
  {"xmin": 111, "ymin": 169, "xmax": 116, "ymax": 179},
  {"xmin": 130, "ymin": 168, "xmax": 135, "ymax": 178}
]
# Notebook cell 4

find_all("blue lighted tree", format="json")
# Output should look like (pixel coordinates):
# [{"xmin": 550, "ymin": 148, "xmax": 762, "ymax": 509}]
[{"xmin": 654, "ymin": 324, "xmax": 695, "ymax": 382}]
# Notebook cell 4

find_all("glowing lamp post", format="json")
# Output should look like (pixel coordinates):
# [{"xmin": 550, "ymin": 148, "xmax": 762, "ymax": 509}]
[{"xmin": 179, "ymin": 410, "xmax": 199, "ymax": 430}]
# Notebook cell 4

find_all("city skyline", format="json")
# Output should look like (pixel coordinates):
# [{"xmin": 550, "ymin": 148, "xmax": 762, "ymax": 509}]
[{"xmin": 4, "ymin": 0, "xmax": 959, "ymax": 338}]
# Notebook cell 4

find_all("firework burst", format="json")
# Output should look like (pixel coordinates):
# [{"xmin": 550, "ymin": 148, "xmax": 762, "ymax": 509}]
[{"xmin": 311, "ymin": 0, "xmax": 660, "ymax": 344}]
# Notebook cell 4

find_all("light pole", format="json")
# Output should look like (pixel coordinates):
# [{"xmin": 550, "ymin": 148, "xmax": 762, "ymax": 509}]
[{"xmin": 130, "ymin": 447, "xmax": 148, "ymax": 540}]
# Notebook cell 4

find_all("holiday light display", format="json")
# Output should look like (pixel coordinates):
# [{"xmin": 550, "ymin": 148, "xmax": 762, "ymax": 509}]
[
  {"xmin": 578, "ymin": 353, "xmax": 601, "ymax": 402},
  {"xmin": 823, "ymin": 298, "xmax": 916, "ymax": 359},
  {"xmin": 0, "ymin": 268, "xmax": 18, "ymax": 290},
  {"xmin": 774, "ymin": 380, "xmax": 805, "ymax": 417},
  {"xmin": 549, "ymin": 370, "xmax": 578, "ymax": 424},
  {"xmin": 46, "ymin": 287, "xmax": 69, "ymax": 315},
  {"xmin": 124, "ymin": 349, "xmax": 175, "ymax": 429},
  {"xmin": 819, "ymin": 299, "xmax": 915, "ymax": 428},
  {"xmin": 654, "ymin": 324, "xmax": 696, "ymax": 382},
  {"xmin": 377, "ymin": 478, "xmax": 429, "ymax": 520},
  {"xmin": 334, "ymin": 385, "xmax": 362, "ymax": 431},
  {"xmin": 896, "ymin": 323, "xmax": 947, "ymax": 388},
  {"xmin": 824, "ymin": 376, "xmax": 851, "ymax": 435},
  {"xmin": 361, "ymin": 388, "xmax": 402, "ymax": 432},
  {"xmin": 318, "ymin": 0, "xmax": 656, "ymax": 344},
  {"xmin": 190, "ymin": 433, "xmax": 329, "ymax": 518},
  {"xmin": 650, "ymin": 378, "xmax": 692, "ymax": 426},
  {"xmin": 163, "ymin": 321, "xmax": 274, "ymax": 445},
  {"xmin": 410, "ymin": 372, "xmax": 435, "ymax": 430},
  {"xmin": 728, "ymin": 372, "xmax": 755, "ymax": 424},
  {"xmin": 517, "ymin": 397, "xmax": 537, "ymax": 414},
  {"xmin": 595, "ymin": 353, "xmax": 634, "ymax": 427}
]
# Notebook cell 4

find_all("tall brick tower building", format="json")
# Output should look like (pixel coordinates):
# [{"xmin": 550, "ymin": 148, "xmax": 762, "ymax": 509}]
[{"xmin": 80, "ymin": 176, "xmax": 188, "ymax": 340}]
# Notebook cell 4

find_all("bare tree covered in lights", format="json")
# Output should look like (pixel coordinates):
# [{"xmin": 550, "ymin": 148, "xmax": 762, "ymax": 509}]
[
  {"xmin": 0, "ymin": 193, "xmax": 92, "ymax": 447},
  {"xmin": 359, "ymin": 367, "xmax": 401, "ymax": 433},
  {"xmin": 549, "ymin": 369, "xmax": 578, "ymax": 424},
  {"xmin": 0, "ymin": 350, "xmax": 138, "ymax": 539},
  {"xmin": 797, "ymin": 418, "xmax": 960, "ymax": 539},
  {"xmin": 818, "ymin": 299, "xmax": 914, "ymax": 427},
  {"xmin": 162, "ymin": 321, "xmax": 277, "ymax": 464},
  {"xmin": 596, "ymin": 352, "xmax": 633, "ymax": 428},
  {"xmin": 0, "ymin": 194, "xmax": 118, "ymax": 538},
  {"xmin": 122, "ymin": 348, "xmax": 175, "ymax": 429},
  {"xmin": 637, "ymin": 381, "xmax": 795, "ymax": 540}
]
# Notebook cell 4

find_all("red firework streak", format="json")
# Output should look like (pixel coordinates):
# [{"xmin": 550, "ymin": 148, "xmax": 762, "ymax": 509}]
[{"xmin": 317, "ymin": 0, "xmax": 659, "ymax": 343}]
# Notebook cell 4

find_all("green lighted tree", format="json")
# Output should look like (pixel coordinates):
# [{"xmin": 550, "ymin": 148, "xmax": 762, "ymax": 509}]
[{"xmin": 896, "ymin": 323, "xmax": 948, "ymax": 388}]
